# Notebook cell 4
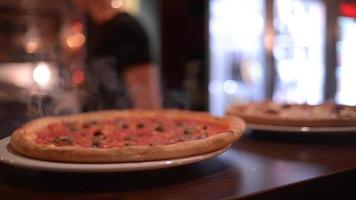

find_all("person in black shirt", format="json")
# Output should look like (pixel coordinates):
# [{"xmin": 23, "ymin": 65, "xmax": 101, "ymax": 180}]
[{"xmin": 73, "ymin": 0, "xmax": 161, "ymax": 110}]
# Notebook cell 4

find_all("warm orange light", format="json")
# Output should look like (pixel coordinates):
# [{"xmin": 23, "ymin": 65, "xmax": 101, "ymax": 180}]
[
  {"xmin": 66, "ymin": 33, "xmax": 86, "ymax": 49},
  {"xmin": 111, "ymin": 0, "xmax": 123, "ymax": 9},
  {"xmin": 25, "ymin": 41, "xmax": 39, "ymax": 54},
  {"xmin": 72, "ymin": 69, "xmax": 85, "ymax": 85}
]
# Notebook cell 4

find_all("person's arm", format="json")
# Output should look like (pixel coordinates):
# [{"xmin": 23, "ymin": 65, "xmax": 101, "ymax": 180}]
[{"xmin": 123, "ymin": 63, "xmax": 162, "ymax": 109}]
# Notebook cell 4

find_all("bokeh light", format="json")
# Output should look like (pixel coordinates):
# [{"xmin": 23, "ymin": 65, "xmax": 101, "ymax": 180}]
[
  {"xmin": 72, "ymin": 69, "xmax": 85, "ymax": 85},
  {"xmin": 66, "ymin": 33, "xmax": 86, "ymax": 49},
  {"xmin": 111, "ymin": 0, "xmax": 123, "ymax": 9},
  {"xmin": 25, "ymin": 41, "xmax": 39, "ymax": 54},
  {"xmin": 33, "ymin": 62, "xmax": 51, "ymax": 86},
  {"xmin": 223, "ymin": 80, "xmax": 239, "ymax": 94}
]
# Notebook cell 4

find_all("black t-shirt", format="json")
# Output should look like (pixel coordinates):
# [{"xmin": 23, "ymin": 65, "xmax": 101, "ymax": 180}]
[{"xmin": 83, "ymin": 12, "xmax": 151, "ymax": 111}]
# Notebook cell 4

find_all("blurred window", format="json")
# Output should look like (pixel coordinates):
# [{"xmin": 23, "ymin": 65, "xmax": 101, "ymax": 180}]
[
  {"xmin": 273, "ymin": 0, "xmax": 326, "ymax": 104},
  {"xmin": 209, "ymin": 0, "xmax": 265, "ymax": 115},
  {"xmin": 336, "ymin": 16, "xmax": 356, "ymax": 105}
]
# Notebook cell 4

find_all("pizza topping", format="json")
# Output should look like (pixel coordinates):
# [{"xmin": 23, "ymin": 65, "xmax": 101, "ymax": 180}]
[
  {"xmin": 64, "ymin": 122, "xmax": 80, "ymax": 131},
  {"xmin": 82, "ymin": 121, "xmax": 97, "ymax": 129},
  {"xmin": 92, "ymin": 136, "xmax": 102, "ymax": 147},
  {"xmin": 117, "ymin": 121, "xmax": 129, "ymax": 129},
  {"xmin": 265, "ymin": 108, "xmax": 279, "ymax": 114},
  {"xmin": 82, "ymin": 123, "xmax": 90, "ymax": 129},
  {"xmin": 281, "ymin": 104, "xmax": 291, "ymax": 109},
  {"xmin": 154, "ymin": 124, "xmax": 165, "ymax": 132},
  {"xmin": 202, "ymin": 125, "xmax": 208, "ymax": 130},
  {"xmin": 35, "ymin": 117, "xmax": 230, "ymax": 148},
  {"xmin": 94, "ymin": 130, "xmax": 103, "ymax": 136},
  {"xmin": 54, "ymin": 136, "xmax": 73, "ymax": 147},
  {"xmin": 176, "ymin": 122, "xmax": 183, "ymax": 127},
  {"xmin": 338, "ymin": 107, "xmax": 354, "ymax": 117},
  {"xmin": 92, "ymin": 131, "xmax": 105, "ymax": 147},
  {"xmin": 179, "ymin": 134, "xmax": 193, "ymax": 142},
  {"xmin": 123, "ymin": 136, "xmax": 136, "ymax": 146},
  {"xmin": 137, "ymin": 123, "xmax": 145, "ymax": 129},
  {"xmin": 123, "ymin": 136, "xmax": 134, "ymax": 141},
  {"xmin": 323, "ymin": 103, "xmax": 356, "ymax": 118},
  {"xmin": 183, "ymin": 127, "xmax": 194, "ymax": 135}
]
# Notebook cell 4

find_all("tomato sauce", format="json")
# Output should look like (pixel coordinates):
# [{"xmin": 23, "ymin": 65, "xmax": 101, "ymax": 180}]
[{"xmin": 35, "ymin": 117, "xmax": 229, "ymax": 148}]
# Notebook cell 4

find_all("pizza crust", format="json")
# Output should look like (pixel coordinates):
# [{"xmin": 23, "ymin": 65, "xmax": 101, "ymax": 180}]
[{"xmin": 11, "ymin": 110, "xmax": 245, "ymax": 163}]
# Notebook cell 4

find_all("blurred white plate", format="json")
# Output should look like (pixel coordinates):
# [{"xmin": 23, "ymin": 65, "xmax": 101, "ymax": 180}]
[
  {"xmin": 0, "ymin": 137, "xmax": 228, "ymax": 173},
  {"xmin": 247, "ymin": 123, "xmax": 356, "ymax": 133}
]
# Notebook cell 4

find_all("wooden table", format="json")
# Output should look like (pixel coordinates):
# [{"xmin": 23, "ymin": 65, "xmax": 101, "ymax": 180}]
[{"xmin": 1, "ymin": 117, "xmax": 356, "ymax": 199}]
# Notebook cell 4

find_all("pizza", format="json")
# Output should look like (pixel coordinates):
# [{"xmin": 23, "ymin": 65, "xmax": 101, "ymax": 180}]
[
  {"xmin": 10, "ymin": 109, "xmax": 245, "ymax": 163},
  {"xmin": 226, "ymin": 101, "xmax": 356, "ymax": 127}
]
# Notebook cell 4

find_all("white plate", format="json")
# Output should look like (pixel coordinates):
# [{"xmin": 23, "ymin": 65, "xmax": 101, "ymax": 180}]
[
  {"xmin": 0, "ymin": 137, "xmax": 229, "ymax": 173},
  {"xmin": 247, "ymin": 123, "xmax": 356, "ymax": 133}
]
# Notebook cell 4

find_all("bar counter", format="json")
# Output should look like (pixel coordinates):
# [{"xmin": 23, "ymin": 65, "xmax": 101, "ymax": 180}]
[{"xmin": 1, "ymin": 116, "xmax": 356, "ymax": 199}]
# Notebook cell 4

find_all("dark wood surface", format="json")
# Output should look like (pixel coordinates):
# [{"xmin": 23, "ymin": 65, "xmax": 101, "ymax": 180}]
[{"xmin": 1, "ymin": 116, "xmax": 356, "ymax": 199}]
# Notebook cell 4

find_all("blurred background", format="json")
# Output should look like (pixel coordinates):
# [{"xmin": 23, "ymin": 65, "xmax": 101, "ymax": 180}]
[{"xmin": 0, "ymin": 0, "xmax": 355, "ymax": 121}]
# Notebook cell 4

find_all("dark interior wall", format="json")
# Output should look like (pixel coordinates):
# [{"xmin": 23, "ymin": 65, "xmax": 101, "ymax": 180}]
[
  {"xmin": 160, "ymin": 0, "xmax": 208, "ymax": 110},
  {"xmin": 0, "ymin": 5, "xmax": 61, "ymax": 62}
]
